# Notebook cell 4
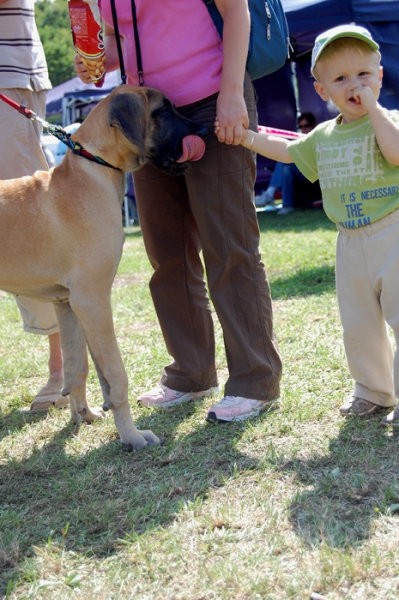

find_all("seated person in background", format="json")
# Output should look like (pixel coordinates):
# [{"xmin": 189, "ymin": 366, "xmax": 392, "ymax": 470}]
[
  {"xmin": 255, "ymin": 160, "xmax": 284, "ymax": 207},
  {"xmin": 255, "ymin": 112, "xmax": 322, "ymax": 214}
]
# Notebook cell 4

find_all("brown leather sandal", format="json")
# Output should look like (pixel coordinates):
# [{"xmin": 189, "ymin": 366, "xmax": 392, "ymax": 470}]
[{"xmin": 339, "ymin": 396, "xmax": 385, "ymax": 417}]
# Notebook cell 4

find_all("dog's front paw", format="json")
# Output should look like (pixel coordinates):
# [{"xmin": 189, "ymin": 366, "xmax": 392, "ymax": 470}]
[
  {"xmin": 121, "ymin": 429, "xmax": 160, "ymax": 451},
  {"xmin": 139, "ymin": 429, "xmax": 161, "ymax": 446}
]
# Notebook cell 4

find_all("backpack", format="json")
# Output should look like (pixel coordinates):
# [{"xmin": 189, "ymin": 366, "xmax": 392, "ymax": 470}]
[{"xmin": 203, "ymin": 0, "xmax": 290, "ymax": 80}]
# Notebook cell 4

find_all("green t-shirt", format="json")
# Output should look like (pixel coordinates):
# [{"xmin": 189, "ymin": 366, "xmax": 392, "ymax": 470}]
[{"xmin": 288, "ymin": 111, "xmax": 399, "ymax": 228}]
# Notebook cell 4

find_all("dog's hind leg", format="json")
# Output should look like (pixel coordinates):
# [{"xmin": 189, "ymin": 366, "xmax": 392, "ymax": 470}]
[
  {"xmin": 68, "ymin": 291, "xmax": 160, "ymax": 450},
  {"xmin": 54, "ymin": 302, "xmax": 104, "ymax": 425}
]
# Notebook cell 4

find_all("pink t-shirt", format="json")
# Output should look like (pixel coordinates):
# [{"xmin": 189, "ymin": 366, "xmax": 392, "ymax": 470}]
[{"xmin": 99, "ymin": 0, "xmax": 223, "ymax": 106}]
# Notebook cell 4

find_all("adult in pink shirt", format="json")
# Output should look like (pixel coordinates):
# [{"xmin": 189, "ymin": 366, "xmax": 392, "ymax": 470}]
[{"xmin": 75, "ymin": 0, "xmax": 282, "ymax": 423}]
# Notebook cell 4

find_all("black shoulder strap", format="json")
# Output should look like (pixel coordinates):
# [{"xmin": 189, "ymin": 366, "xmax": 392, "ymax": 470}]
[
  {"xmin": 131, "ymin": 0, "xmax": 144, "ymax": 86},
  {"xmin": 109, "ymin": 0, "xmax": 126, "ymax": 84},
  {"xmin": 109, "ymin": 0, "xmax": 144, "ymax": 86}
]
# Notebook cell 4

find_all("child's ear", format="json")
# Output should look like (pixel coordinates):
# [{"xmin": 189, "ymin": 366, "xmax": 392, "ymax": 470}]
[{"xmin": 314, "ymin": 81, "xmax": 329, "ymax": 102}]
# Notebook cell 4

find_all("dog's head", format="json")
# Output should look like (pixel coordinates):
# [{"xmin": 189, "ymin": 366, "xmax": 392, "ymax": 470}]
[{"xmin": 106, "ymin": 86, "xmax": 209, "ymax": 174}]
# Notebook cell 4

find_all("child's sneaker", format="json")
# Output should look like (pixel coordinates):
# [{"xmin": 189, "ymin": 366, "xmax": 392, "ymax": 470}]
[
  {"xmin": 138, "ymin": 384, "xmax": 217, "ymax": 408},
  {"xmin": 206, "ymin": 395, "xmax": 277, "ymax": 423}
]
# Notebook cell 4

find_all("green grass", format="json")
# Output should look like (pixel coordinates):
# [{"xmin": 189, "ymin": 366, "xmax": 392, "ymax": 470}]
[{"xmin": 1, "ymin": 209, "xmax": 398, "ymax": 599}]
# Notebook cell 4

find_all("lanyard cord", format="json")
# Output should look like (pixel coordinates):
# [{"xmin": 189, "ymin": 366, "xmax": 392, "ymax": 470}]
[
  {"xmin": 109, "ymin": 0, "xmax": 144, "ymax": 86},
  {"xmin": 109, "ymin": 0, "xmax": 127, "ymax": 84},
  {"xmin": 130, "ymin": 0, "xmax": 144, "ymax": 85}
]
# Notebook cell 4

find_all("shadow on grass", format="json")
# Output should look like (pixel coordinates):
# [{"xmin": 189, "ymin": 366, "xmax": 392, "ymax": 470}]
[
  {"xmin": 0, "ymin": 401, "xmax": 262, "ymax": 594},
  {"xmin": 278, "ymin": 415, "xmax": 399, "ymax": 548},
  {"xmin": 0, "ymin": 406, "xmax": 52, "ymax": 444},
  {"xmin": 271, "ymin": 263, "xmax": 335, "ymax": 299},
  {"xmin": 257, "ymin": 207, "xmax": 334, "ymax": 234}
]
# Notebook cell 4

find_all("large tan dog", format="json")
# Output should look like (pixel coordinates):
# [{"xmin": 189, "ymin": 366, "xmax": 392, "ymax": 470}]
[{"xmin": 0, "ymin": 85, "xmax": 208, "ymax": 451}]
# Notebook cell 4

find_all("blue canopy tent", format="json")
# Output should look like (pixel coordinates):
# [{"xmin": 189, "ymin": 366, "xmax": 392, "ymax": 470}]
[
  {"xmin": 253, "ymin": 0, "xmax": 399, "ymax": 190},
  {"xmin": 45, "ymin": 70, "xmax": 121, "ymax": 123}
]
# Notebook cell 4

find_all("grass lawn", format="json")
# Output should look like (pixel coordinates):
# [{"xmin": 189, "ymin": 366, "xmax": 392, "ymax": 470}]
[{"xmin": 1, "ymin": 209, "xmax": 398, "ymax": 599}]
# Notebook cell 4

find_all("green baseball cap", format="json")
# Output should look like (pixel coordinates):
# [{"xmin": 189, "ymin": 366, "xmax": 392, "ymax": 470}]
[{"xmin": 311, "ymin": 24, "xmax": 380, "ymax": 74}]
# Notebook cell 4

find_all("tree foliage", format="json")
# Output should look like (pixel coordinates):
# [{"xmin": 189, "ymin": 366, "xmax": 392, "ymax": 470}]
[{"xmin": 35, "ymin": 0, "xmax": 76, "ymax": 87}]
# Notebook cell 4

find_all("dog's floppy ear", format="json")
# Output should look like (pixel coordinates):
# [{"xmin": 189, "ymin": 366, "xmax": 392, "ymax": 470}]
[{"xmin": 108, "ymin": 93, "xmax": 147, "ymax": 155}]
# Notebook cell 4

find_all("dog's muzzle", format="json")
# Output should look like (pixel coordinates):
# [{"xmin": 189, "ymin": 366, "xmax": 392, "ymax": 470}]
[{"xmin": 150, "ymin": 121, "xmax": 210, "ymax": 175}]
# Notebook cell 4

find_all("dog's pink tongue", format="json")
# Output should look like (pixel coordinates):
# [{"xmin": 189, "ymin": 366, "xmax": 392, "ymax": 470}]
[{"xmin": 176, "ymin": 135, "xmax": 205, "ymax": 163}]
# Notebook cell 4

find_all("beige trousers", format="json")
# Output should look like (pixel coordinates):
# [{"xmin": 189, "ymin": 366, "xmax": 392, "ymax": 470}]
[
  {"xmin": 0, "ymin": 87, "xmax": 59, "ymax": 335},
  {"xmin": 336, "ymin": 209, "xmax": 399, "ymax": 407}
]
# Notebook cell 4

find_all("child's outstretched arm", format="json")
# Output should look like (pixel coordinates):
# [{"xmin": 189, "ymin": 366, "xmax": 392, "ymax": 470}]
[{"xmin": 240, "ymin": 129, "xmax": 294, "ymax": 164}]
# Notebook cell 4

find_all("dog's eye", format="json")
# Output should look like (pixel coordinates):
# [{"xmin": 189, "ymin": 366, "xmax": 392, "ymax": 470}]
[{"xmin": 152, "ymin": 98, "xmax": 176, "ymax": 117}]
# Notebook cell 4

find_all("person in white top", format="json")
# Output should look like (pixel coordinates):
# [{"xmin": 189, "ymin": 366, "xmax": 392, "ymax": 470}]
[{"xmin": 0, "ymin": 0, "xmax": 67, "ymax": 412}]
